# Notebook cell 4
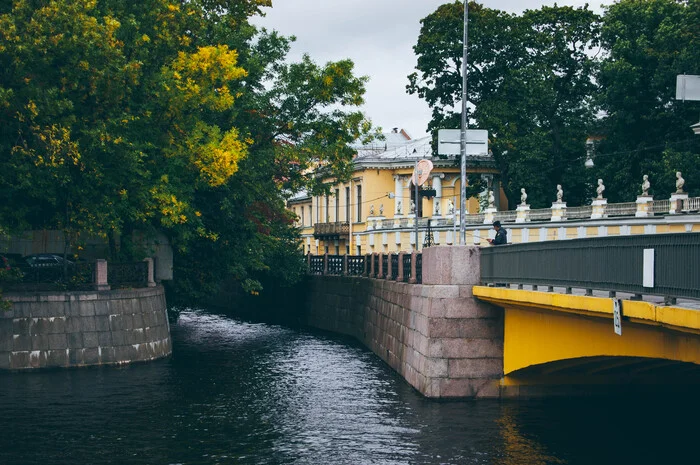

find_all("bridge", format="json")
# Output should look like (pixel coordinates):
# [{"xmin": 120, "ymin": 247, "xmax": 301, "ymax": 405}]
[{"xmin": 305, "ymin": 233, "xmax": 700, "ymax": 398}]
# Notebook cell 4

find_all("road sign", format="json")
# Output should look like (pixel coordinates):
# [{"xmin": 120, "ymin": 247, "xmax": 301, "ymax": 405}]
[
  {"xmin": 613, "ymin": 299, "xmax": 622, "ymax": 336},
  {"xmin": 411, "ymin": 159, "xmax": 433, "ymax": 187},
  {"xmin": 438, "ymin": 129, "xmax": 489, "ymax": 156},
  {"xmin": 676, "ymin": 75, "xmax": 700, "ymax": 101}
]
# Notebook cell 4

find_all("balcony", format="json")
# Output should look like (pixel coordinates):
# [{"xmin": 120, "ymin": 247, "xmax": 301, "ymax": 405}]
[{"xmin": 313, "ymin": 222, "xmax": 350, "ymax": 239}]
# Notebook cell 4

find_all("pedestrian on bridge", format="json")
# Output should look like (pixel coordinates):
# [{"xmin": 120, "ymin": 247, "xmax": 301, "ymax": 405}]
[{"xmin": 487, "ymin": 221, "xmax": 508, "ymax": 245}]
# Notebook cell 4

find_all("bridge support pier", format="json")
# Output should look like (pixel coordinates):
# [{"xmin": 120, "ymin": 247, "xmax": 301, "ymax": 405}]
[{"xmin": 305, "ymin": 246, "xmax": 504, "ymax": 399}]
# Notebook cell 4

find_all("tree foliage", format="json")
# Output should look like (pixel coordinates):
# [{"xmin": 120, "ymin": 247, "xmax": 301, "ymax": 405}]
[
  {"xmin": 408, "ymin": 0, "xmax": 699, "ymax": 207},
  {"xmin": 595, "ymin": 0, "xmax": 700, "ymax": 200},
  {"xmin": 0, "ymin": 0, "xmax": 375, "ymax": 300}
]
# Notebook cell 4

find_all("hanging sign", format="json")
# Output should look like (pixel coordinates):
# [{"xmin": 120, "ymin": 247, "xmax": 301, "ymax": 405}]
[{"xmin": 613, "ymin": 299, "xmax": 623, "ymax": 336}]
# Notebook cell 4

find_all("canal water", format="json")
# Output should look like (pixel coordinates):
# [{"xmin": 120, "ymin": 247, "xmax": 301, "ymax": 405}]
[{"xmin": 0, "ymin": 308, "xmax": 697, "ymax": 465}]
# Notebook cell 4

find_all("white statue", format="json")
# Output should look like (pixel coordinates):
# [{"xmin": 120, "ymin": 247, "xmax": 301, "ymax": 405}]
[
  {"xmin": 676, "ymin": 171, "xmax": 685, "ymax": 194},
  {"xmin": 410, "ymin": 200, "xmax": 416, "ymax": 214},
  {"xmin": 488, "ymin": 190, "xmax": 495, "ymax": 208},
  {"xmin": 556, "ymin": 184, "xmax": 563, "ymax": 202},
  {"xmin": 520, "ymin": 188, "xmax": 528, "ymax": 206},
  {"xmin": 369, "ymin": 204, "xmax": 375, "ymax": 216},
  {"xmin": 447, "ymin": 199, "xmax": 455, "ymax": 215},
  {"xmin": 596, "ymin": 179, "xmax": 605, "ymax": 200},
  {"xmin": 641, "ymin": 175, "xmax": 650, "ymax": 196},
  {"xmin": 379, "ymin": 203, "xmax": 384, "ymax": 216},
  {"xmin": 434, "ymin": 202, "xmax": 441, "ymax": 216},
  {"xmin": 396, "ymin": 200, "xmax": 402, "ymax": 215}
]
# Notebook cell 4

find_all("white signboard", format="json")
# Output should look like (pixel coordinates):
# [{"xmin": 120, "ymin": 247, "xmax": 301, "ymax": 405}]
[
  {"xmin": 613, "ymin": 299, "xmax": 623, "ymax": 336},
  {"xmin": 438, "ymin": 129, "xmax": 489, "ymax": 156},
  {"xmin": 676, "ymin": 75, "xmax": 700, "ymax": 101},
  {"xmin": 643, "ymin": 248, "xmax": 655, "ymax": 288}
]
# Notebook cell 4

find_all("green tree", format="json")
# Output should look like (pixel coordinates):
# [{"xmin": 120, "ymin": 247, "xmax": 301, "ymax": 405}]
[
  {"xmin": 0, "ymin": 0, "xmax": 376, "ymax": 300},
  {"xmin": 408, "ymin": 2, "xmax": 601, "ymax": 207},
  {"xmin": 596, "ymin": 0, "xmax": 700, "ymax": 200}
]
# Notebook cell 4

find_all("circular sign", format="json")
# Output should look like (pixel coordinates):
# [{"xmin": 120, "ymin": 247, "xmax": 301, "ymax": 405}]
[{"xmin": 412, "ymin": 159, "xmax": 434, "ymax": 187}]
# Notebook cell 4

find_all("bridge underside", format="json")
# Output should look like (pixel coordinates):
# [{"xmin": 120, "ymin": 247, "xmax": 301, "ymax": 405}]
[{"xmin": 474, "ymin": 287, "xmax": 700, "ymax": 397}]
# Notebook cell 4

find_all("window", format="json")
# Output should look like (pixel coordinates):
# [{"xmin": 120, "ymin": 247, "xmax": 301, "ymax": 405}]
[
  {"xmin": 335, "ymin": 189, "xmax": 339, "ymax": 222},
  {"xmin": 325, "ymin": 196, "xmax": 329, "ymax": 223},
  {"xmin": 301, "ymin": 206, "xmax": 304, "ymax": 226},
  {"xmin": 316, "ymin": 197, "xmax": 320, "ymax": 224},
  {"xmin": 345, "ymin": 187, "xmax": 350, "ymax": 223},
  {"xmin": 356, "ymin": 185, "xmax": 362, "ymax": 222}
]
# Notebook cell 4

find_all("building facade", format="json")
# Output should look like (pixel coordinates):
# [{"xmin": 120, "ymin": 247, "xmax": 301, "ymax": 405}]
[{"xmin": 287, "ymin": 129, "xmax": 504, "ymax": 255}]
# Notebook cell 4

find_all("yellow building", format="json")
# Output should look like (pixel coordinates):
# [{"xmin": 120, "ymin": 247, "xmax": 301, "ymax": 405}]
[{"xmin": 287, "ymin": 129, "xmax": 503, "ymax": 255}]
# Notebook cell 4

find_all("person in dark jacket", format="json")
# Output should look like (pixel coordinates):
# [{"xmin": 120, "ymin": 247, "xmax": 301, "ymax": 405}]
[{"xmin": 487, "ymin": 220, "xmax": 507, "ymax": 245}]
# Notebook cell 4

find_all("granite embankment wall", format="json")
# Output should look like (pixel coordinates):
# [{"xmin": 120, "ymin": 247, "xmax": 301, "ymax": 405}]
[
  {"xmin": 306, "ymin": 247, "xmax": 504, "ymax": 398},
  {"xmin": 1, "ymin": 286, "xmax": 171, "ymax": 370}
]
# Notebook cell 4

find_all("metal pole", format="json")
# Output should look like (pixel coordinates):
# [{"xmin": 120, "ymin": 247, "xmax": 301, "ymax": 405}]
[
  {"xmin": 459, "ymin": 0, "xmax": 469, "ymax": 245},
  {"xmin": 414, "ymin": 161, "xmax": 420, "ymax": 252},
  {"xmin": 348, "ymin": 179, "xmax": 353, "ymax": 255}
]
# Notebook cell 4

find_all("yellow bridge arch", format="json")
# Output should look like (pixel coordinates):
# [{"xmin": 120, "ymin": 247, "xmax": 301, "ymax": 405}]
[{"xmin": 474, "ymin": 287, "xmax": 700, "ymax": 393}]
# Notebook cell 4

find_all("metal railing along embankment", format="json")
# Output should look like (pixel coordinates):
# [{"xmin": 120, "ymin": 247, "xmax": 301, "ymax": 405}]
[{"xmin": 480, "ymin": 233, "xmax": 700, "ymax": 301}]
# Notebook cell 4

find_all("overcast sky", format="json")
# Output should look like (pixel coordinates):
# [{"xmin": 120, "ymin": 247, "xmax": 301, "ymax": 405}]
[{"xmin": 252, "ymin": 1, "xmax": 612, "ymax": 139}]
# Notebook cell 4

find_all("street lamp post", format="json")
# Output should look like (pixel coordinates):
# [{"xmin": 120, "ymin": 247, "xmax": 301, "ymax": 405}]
[{"xmin": 459, "ymin": 0, "xmax": 469, "ymax": 245}]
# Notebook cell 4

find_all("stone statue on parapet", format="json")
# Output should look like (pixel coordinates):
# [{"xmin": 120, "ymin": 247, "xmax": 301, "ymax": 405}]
[
  {"xmin": 379, "ymin": 204, "xmax": 384, "ymax": 216},
  {"xmin": 676, "ymin": 171, "xmax": 685, "ymax": 194},
  {"xmin": 596, "ymin": 179, "xmax": 605, "ymax": 199},
  {"xmin": 520, "ymin": 188, "xmax": 527, "ymax": 206},
  {"xmin": 434, "ymin": 202, "xmax": 440, "ymax": 216},
  {"xmin": 488, "ymin": 190, "xmax": 495, "ymax": 208},
  {"xmin": 641, "ymin": 175, "xmax": 650, "ymax": 196},
  {"xmin": 447, "ymin": 199, "xmax": 455, "ymax": 214},
  {"xmin": 556, "ymin": 184, "xmax": 563, "ymax": 202},
  {"xmin": 369, "ymin": 204, "xmax": 375, "ymax": 216},
  {"xmin": 396, "ymin": 200, "xmax": 402, "ymax": 215},
  {"xmin": 410, "ymin": 200, "xmax": 416, "ymax": 214}
]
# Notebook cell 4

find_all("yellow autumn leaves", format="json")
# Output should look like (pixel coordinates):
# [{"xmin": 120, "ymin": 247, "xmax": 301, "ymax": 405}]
[{"xmin": 163, "ymin": 45, "xmax": 249, "ymax": 188}]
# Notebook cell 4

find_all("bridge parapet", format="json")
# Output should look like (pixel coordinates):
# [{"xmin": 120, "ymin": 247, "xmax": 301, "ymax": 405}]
[{"xmin": 480, "ymin": 233, "xmax": 700, "ymax": 304}]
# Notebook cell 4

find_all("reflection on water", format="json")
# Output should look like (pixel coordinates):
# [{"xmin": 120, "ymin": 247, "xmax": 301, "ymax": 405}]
[{"xmin": 0, "ymin": 309, "xmax": 697, "ymax": 464}]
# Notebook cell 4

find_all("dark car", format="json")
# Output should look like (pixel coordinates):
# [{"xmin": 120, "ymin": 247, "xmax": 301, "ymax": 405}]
[
  {"xmin": 18, "ymin": 254, "xmax": 76, "ymax": 283},
  {"xmin": 23, "ymin": 254, "xmax": 75, "ymax": 268}
]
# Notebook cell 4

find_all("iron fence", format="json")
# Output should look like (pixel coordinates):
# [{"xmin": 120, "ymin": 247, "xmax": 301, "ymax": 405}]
[
  {"xmin": 390, "ymin": 254, "xmax": 399, "ymax": 280},
  {"xmin": 381, "ymin": 254, "xmax": 388, "ymax": 279},
  {"xmin": 347, "ymin": 255, "xmax": 365, "ymax": 276},
  {"xmin": 309, "ymin": 255, "xmax": 324, "ymax": 275},
  {"xmin": 327, "ymin": 255, "xmax": 344, "ymax": 275},
  {"xmin": 108, "ymin": 262, "xmax": 148, "ymax": 289},
  {"xmin": 480, "ymin": 233, "xmax": 700, "ymax": 300},
  {"xmin": 402, "ymin": 254, "xmax": 412, "ymax": 282},
  {"xmin": 2, "ymin": 261, "xmax": 96, "ymax": 291},
  {"xmin": 415, "ymin": 253, "xmax": 423, "ymax": 284}
]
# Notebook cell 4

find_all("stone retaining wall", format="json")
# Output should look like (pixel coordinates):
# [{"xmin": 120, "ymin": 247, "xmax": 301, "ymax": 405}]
[
  {"xmin": 306, "ymin": 246, "xmax": 504, "ymax": 398},
  {"xmin": 0, "ymin": 285, "xmax": 171, "ymax": 370}
]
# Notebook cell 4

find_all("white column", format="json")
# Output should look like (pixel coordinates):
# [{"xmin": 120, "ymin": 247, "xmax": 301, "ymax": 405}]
[
  {"xmin": 432, "ymin": 174, "xmax": 444, "ymax": 216},
  {"xmin": 394, "ymin": 175, "xmax": 404, "ymax": 215}
]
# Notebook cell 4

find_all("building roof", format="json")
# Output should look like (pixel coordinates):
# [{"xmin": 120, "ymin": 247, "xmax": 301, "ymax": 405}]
[
  {"xmin": 354, "ymin": 135, "xmax": 434, "ymax": 168},
  {"xmin": 288, "ymin": 189, "xmax": 311, "ymax": 203}
]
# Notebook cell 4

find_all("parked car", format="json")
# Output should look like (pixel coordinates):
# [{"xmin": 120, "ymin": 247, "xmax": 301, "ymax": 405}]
[{"xmin": 23, "ymin": 254, "xmax": 75, "ymax": 268}]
